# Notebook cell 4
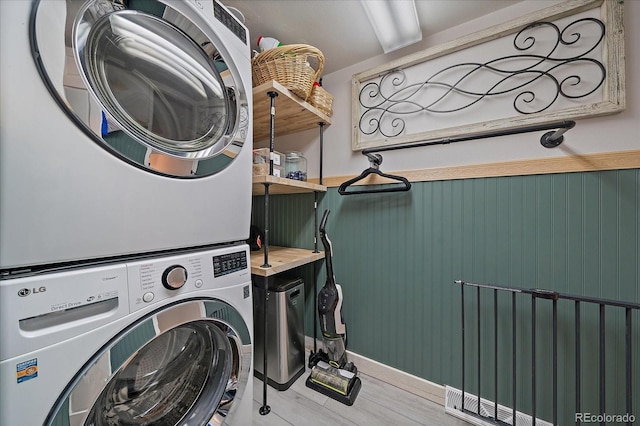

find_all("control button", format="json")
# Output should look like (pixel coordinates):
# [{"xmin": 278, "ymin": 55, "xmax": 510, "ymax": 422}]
[
  {"xmin": 162, "ymin": 265, "xmax": 188, "ymax": 290},
  {"xmin": 195, "ymin": 279, "xmax": 203, "ymax": 288},
  {"xmin": 142, "ymin": 292, "xmax": 155, "ymax": 303}
]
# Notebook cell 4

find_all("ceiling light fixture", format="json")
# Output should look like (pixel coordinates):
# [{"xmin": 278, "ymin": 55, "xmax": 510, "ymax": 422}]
[{"xmin": 360, "ymin": 0, "xmax": 422, "ymax": 54}]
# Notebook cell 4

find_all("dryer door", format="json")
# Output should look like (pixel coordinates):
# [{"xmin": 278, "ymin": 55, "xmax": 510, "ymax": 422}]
[
  {"xmin": 31, "ymin": 0, "xmax": 250, "ymax": 178},
  {"xmin": 46, "ymin": 300, "xmax": 252, "ymax": 426}
]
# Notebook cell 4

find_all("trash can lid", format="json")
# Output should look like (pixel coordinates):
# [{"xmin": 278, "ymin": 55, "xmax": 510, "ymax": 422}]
[{"xmin": 252, "ymin": 276, "xmax": 303, "ymax": 292}]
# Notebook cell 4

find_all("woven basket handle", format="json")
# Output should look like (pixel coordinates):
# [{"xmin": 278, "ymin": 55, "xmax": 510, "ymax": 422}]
[{"xmin": 253, "ymin": 44, "xmax": 325, "ymax": 81}]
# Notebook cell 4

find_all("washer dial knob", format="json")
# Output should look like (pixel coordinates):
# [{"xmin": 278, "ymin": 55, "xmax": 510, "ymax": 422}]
[{"xmin": 162, "ymin": 265, "xmax": 188, "ymax": 290}]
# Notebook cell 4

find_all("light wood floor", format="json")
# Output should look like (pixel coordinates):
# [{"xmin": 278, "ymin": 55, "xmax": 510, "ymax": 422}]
[{"xmin": 251, "ymin": 371, "xmax": 472, "ymax": 426}]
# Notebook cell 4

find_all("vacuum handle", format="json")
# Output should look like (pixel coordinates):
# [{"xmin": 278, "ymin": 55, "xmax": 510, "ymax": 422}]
[
  {"xmin": 319, "ymin": 209, "xmax": 336, "ymax": 289},
  {"xmin": 319, "ymin": 209, "xmax": 332, "ymax": 257},
  {"xmin": 319, "ymin": 209, "xmax": 330, "ymax": 237},
  {"xmin": 319, "ymin": 209, "xmax": 332, "ymax": 256}
]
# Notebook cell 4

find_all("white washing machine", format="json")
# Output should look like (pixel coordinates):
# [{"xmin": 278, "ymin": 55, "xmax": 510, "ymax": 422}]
[
  {"xmin": 0, "ymin": 244, "xmax": 253, "ymax": 426},
  {"xmin": 0, "ymin": 0, "xmax": 253, "ymax": 270}
]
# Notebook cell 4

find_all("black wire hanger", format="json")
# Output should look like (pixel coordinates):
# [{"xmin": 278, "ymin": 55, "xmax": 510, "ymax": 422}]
[{"xmin": 338, "ymin": 153, "xmax": 411, "ymax": 195}]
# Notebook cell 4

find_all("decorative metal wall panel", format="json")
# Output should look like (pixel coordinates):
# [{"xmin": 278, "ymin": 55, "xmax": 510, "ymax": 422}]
[{"xmin": 352, "ymin": 0, "xmax": 625, "ymax": 151}]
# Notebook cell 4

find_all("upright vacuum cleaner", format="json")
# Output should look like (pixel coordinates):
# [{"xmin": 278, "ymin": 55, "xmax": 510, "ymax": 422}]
[{"xmin": 306, "ymin": 210, "xmax": 361, "ymax": 405}]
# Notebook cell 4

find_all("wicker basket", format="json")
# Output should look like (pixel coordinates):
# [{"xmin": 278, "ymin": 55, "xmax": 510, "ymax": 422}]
[
  {"xmin": 308, "ymin": 84, "xmax": 334, "ymax": 116},
  {"xmin": 252, "ymin": 44, "xmax": 325, "ymax": 101}
]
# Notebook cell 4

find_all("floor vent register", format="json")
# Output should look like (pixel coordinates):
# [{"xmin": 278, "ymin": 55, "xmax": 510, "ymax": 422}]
[{"xmin": 445, "ymin": 386, "xmax": 553, "ymax": 426}]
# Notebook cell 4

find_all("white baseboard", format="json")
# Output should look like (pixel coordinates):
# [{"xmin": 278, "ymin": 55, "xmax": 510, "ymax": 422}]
[{"xmin": 305, "ymin": 336, "xmax": 445, "ymax": 406}]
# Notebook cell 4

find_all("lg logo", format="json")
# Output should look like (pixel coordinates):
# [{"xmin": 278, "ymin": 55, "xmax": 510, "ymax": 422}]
[
  {"xmin": 18, "ymin": 287, "xmax": 46, "ymax": 297},
  {"xmin": 188, "ymin": 0, "xmax": 204, "ymax": 10}
]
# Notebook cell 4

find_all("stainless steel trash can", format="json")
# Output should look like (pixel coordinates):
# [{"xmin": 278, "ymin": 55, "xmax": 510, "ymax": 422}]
[{"xmin": 253, "ymin": 276, "xmax": 305, "ymax": 390}]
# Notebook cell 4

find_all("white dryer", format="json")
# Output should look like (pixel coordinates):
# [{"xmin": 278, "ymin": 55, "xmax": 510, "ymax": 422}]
[
  {"xmin": 0, "ymin": 0, "xmax": 253, "ymax": 270},
  {"xmin": 0, "ymin": 245, "xmax": 253, "ymax": 425}
]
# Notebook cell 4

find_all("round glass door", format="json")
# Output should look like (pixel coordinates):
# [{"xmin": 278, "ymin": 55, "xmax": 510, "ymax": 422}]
[
  {"xmin": 81, "ymin": 11, "xmax": 229, "ymax": 157},
  {"xmin": 86, "ymin": 321, "xmax": 232, "ymax": 426},
  {"xmin": 45, "ymin": 300, "xmax": 251, "ymax": 426},
  {"xmin": 31, "ymin": 0, "xmax": 249, "ymax": 178}
]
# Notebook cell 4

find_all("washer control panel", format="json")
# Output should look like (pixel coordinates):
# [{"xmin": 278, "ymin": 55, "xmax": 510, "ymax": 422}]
[
  {"xmin": 0, "ymin": 264, "xmax": 130, "ymax": 361},
  {"xmin": 0, "ymin": 245, "xmax": 251, "ymax": 360},
  {"xmin": 127, "ymin": 245, "xmax": 250, "ymax": 313},
  {"xmin": 213, "ymin": 251, "xmax": 247, "ymax": 277}
]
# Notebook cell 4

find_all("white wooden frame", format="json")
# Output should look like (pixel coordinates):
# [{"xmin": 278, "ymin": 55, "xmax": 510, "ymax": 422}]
[{"xmin": 351, "ymin": 0, "xmax": 625, "ymax": 151}]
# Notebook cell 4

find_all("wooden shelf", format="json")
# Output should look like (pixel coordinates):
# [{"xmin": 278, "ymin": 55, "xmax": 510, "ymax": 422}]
[
  {"xmin": 250, "ymin": 246, "xmax": 324, "ymax": 277},
  {"xmin": 252, "ymin": 80, "xmax": 332, "ymax": 142},
  {"xmin": 252, "ymin": 175, "xmax": 327, "ymax": 195}
]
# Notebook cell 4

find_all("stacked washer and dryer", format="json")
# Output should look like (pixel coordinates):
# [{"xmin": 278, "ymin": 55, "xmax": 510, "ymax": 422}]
[{"xmin": 0, "ymin": 0, "xmax": 254, "ymax": 424}]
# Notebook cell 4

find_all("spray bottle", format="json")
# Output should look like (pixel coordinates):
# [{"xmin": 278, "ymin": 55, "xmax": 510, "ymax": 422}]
[{"xmin": 257, "ymin": 36, "xmax": 282, "ymax": 52}]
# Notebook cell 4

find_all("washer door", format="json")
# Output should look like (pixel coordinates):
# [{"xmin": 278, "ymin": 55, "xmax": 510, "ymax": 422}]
[
  {"xmin": 46, "ymin": 300, "xmax": 251, "ymax": 426},
  {"xmin": 31, "ymin": 0, "xmax": 249, "ymax": 178},
  {"xmin": 87, "ymin": 320, "xmax": 231, "ymax": 425}
]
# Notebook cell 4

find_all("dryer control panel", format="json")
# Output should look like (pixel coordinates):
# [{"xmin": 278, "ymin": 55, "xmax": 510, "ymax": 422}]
[{"xmin": 214, "ymin": 1, "xmax": 247, "ymax": 44}]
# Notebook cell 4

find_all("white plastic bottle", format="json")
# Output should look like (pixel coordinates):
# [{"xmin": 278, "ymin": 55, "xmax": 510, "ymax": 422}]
[{"xmin": 257, "ymin": 36, "xmax": 282, "ymax": 51}]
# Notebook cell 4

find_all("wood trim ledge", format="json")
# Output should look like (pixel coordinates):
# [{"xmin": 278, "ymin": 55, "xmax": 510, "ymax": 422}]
[{"xmin": 312, "ymin": 150, "xmax": 640, "ymax": 188}]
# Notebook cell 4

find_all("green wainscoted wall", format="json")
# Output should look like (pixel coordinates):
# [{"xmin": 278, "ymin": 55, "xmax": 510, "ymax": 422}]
[{"xmin": 252, "ymin": 169, "xmax": 640, "ymax": 424}]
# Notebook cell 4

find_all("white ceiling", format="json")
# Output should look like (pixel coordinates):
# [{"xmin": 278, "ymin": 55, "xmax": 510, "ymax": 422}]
[{"xmin": 223, "ymin": 0, "xmax": 523, "ymax": 75}]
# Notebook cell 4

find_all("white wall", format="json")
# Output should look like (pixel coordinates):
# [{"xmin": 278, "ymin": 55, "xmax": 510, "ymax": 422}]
[{"xmin": 268, "ymin": 0, "xmax": 639, "ymax": 180}]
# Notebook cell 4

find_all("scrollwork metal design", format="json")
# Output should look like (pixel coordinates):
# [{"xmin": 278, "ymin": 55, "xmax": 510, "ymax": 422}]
[{"xmin": 359, "ymin": 18, "xmax": 606, "ymax": 138}]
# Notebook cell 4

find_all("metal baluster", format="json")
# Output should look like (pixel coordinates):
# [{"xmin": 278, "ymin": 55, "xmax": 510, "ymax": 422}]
[
  {"xmin": 552, "ymin": 297, "xmax": 558, "ymax": 426},
  {"xmin": 575, "ymin": 301, "xmax": 581, "ymax": 426},
  {"xmin": 599, "ymin": 304, "xmax": 605, "ymax": 426},
  {"xmin": 477, "ymin": 286, "xmax": 481, "ymax": 416},
  {"xmin": 494, "ymin": 289, "xmax": 498, "ymax": 421},
  {"xmin": 512, "ymin": 292, "xmax": 517, "ymax": 426},
  {"xmin": 461, "ymin": 282, "xmax": 465, "ymax": 412},
  {"xmin": 625, "ymin": 308, "xmax": 633, "ymax": 426},
  {"xmin": 532, "ymin": 296, "xmax": 537, "ymax": 426}
]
